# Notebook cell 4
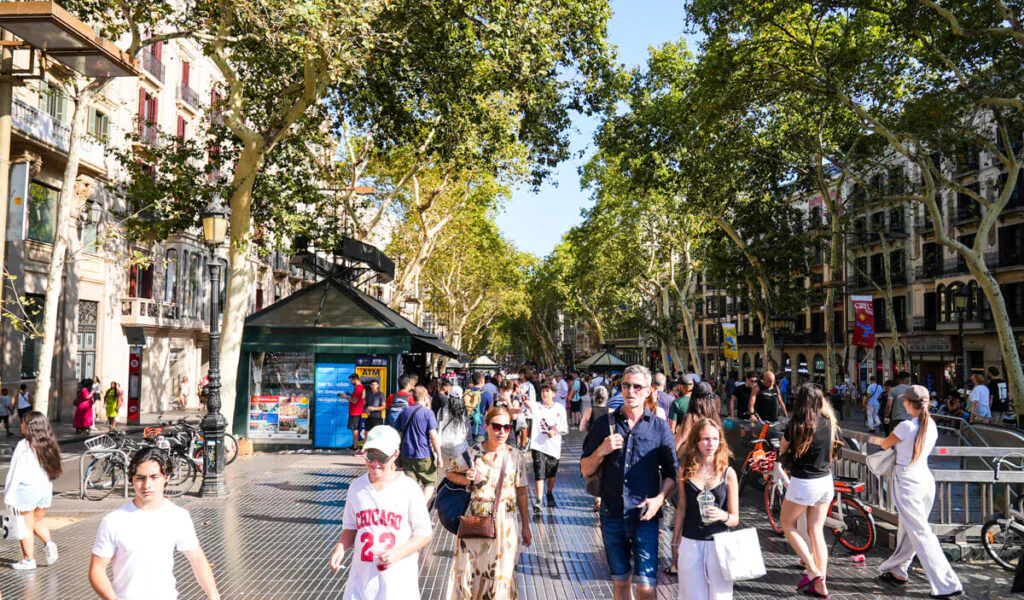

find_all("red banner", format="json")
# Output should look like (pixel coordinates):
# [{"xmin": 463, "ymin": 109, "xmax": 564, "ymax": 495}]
[
  {"xmin": 851, "ymin": 296, "xmax": 875, "ymax": 349},
  {"xmin": 127, "ymin": 346, "xmax": 142, "ymax": 424}
]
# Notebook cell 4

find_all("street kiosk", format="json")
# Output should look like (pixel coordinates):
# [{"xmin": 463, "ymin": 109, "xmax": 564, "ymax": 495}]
[{"xmin": 233, "ymin": 276, "xmax": 458, "ymax": 450}]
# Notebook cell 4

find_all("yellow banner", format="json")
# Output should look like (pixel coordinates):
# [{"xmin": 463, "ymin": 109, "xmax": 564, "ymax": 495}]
[{"xmin": 722, "ymin": 323, "xmax": 739, "ymax": 359}]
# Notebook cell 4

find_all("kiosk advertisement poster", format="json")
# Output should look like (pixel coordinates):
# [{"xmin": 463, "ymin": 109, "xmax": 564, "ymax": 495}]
[
  {"xmin": 248, "ymin": 396, "xmax": 310, "ymax": 440},
  {"xmin": 355, "ymin": 355, "xmax": 388, "ymax": 390},
  {"xmin": 314, "ymin": 363, "xmax": 356, "ymax": 447}
]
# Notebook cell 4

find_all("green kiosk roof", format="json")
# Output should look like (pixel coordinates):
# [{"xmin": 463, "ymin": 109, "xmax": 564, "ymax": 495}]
[{"xmin": 242, "ymin": 277, "xmax": 459, "ymax": 357}]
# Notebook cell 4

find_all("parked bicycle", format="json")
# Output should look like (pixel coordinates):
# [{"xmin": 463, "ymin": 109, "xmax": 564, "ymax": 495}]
[
  {"xmin": 145, "ymin": 415, "xmax": 239, "ymax": 469},
  {"xmin": 981, "ymin": 453, "xmax": 1024, "ymax": 571},
  {"xmin": 763, "ymin": 452, "xmax": 877, "ymax": 553},
  {"xmin": 83, "ymin": 429, "xmax": 196, "ymax": 500}
]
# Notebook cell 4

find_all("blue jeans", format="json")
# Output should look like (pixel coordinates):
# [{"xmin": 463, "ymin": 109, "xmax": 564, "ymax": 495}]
[{"xmin": 600, "ymin": 508, "xmax": 660, "ymax": 587}]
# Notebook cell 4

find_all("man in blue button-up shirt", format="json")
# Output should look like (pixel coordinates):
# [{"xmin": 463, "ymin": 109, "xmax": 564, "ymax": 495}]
[{"xmin": 581, "ymin": 364, "xmax": 677, "ymax": 600}]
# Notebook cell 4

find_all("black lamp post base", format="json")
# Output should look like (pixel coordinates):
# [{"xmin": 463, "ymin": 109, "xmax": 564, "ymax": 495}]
[{"xmin": 200, "ymin": 411, "xmax": 230, "ymax": 498}]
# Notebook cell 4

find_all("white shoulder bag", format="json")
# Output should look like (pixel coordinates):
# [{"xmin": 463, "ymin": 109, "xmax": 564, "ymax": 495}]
[
  {"xmin": 712, "ymin": 527, "xmax": 766, "ymax": 582},
  {"xmin": 866, "ymin": 447, "xmax": 896, "ymax": 478},
  {"xmin": 3, "ymin": 507, "xmax": 29, "ymax": 541}
]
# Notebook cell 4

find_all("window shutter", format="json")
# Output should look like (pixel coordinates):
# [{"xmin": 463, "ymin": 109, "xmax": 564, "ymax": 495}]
[
  {"xmin": 182, "ymin": 61, "xmax": 190, "ymax": 86},
  {"xmin": 138, "ymin": 89, "xmax": 147, "ymax": 134},
  {"xmin": 153, "ymin": 41, "xmax": 162, "ymax": 60},
  {"xmin": 150, "ymin": 96, "xmax": 159, "ymax": 128},
  {"xmin": 177, "ymin": 116, "xmax": 186, "ymax": 139}
]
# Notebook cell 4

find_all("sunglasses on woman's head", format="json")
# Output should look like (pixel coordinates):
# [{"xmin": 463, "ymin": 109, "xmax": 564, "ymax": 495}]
[
  {"xmin": 488, "ymin": 422, "xmax": 512, "ymax": 433},
  {"xmin": 365, "ymin": 450, "xmax": 391, "ymax": 464}
]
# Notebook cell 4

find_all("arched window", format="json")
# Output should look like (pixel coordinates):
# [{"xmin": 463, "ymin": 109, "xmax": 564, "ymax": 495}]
[
  {"xmin": 797, "ymin": 353, "xmax": 808, "ymax": 381},
  {"xmin": 742, "ymin": 353, "xmax": 751, "ymax": 373},
  {"xmin": 754, "ymin": 352, "xmax": 763, "ymax": 370},
  {"xmin": 165, "ymin": 249, "xmax": 178, "ymax": 304},
  {"xmin": 937, "ymin": 284, "xmax": 947, "ymax": 322},
  {"xmin": 782, "ymin": 353, "xmax": 791, "ymax": 377},
  {"xmin": 813, "ymin": 353, "xmax": 826, "ymax": 377},
  {"xmin": 967, "ymin": 281, "xmax": 980, "ymax": 321}
]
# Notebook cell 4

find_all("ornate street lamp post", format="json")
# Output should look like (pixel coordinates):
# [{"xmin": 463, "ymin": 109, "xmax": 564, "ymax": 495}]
[
  {"xmin": 200, "ymin": 194, "xmax": 230, "ymax": 497},
  {"xmin": 769, "ymin": 314, "xmax": 796, "ymax": 386},
  {"xmin": 954, "ymin": 285, "xmax": 970, "ymax": 388}
]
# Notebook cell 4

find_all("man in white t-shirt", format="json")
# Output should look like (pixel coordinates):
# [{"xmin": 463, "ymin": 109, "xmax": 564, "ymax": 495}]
[
  {"xmin": 554, "ymin": 371, "xmax": 569, "ymax": 406},
  {"xmin": 329, "ymin": 425, "xmax": 433, "ymax": 600},
  {"xmin": 90, "ymin": 448, "xmax": 220, "ymax": 600},
  {"xmin": 525, "ymin": 382, "xmax": 568, "ymax": 514}
]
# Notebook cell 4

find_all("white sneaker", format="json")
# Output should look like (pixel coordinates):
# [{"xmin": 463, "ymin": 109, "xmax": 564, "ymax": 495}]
[
  {"xmin": 44, "ymin": 542, "xmax": 58, "ymax": 565},
  {"xmin": 11, "ymin": 559, "xmax": 36, "ymax": 570}
]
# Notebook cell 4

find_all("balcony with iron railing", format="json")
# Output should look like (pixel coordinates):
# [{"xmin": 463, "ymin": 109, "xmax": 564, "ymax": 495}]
[
  {"xmin": 140, "ymin": 49, "xmax": 165, "ymax": 83},
  {"xmin": 12, "ymin": 99, "xmax": 106, "ymax": 168},
  {"xmin": 120, "ymin": 298, "xmax": 207, "ymax": 330},
  {"xmin": 176, "ymin": 83, "xmax": 200, "ymax": 110}
]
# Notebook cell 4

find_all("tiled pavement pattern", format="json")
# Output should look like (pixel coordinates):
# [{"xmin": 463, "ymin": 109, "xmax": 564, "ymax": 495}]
[{"xmin": 0, "ymin": 435, "xmax": 1013, "ymax": 599}]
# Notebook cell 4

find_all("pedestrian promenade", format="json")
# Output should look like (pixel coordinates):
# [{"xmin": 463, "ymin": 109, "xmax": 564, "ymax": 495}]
[{"xmin": 0, "ymin": 432, "xmax": 1011, "ymax": 599}]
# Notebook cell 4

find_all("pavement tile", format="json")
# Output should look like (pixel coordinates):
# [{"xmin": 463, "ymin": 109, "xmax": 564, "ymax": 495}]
[{"xmin": 0, "ymin": 432, "xmax": 1012, "ymax": 599}]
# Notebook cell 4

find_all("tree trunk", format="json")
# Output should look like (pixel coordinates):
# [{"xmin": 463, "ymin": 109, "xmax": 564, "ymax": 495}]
[
  {"xmin": 33, "ymin": 96, "xmax": 86, "ymax": 418},
  {"xmin": 879, "ymin": 232, "xmax": 904, "ymax": 371},
  {"xmin": 216, "ymin": 142, "xmax": 264, "ymax": 430}
]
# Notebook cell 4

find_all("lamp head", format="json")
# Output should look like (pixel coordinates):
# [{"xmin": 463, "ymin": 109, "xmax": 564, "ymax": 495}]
[
  {"xmin": 953, "ymin": 285, "xmax": 969, "ymax": 311},
  {"xmin": 201, "ymin": 193, "xmax": 230, "ymax": 245}
]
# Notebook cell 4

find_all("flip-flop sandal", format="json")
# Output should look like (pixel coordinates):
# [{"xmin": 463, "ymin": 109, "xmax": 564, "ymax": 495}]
[
  {"xmin": 796, "ymin": 576, "xmax": 819, "ymax": 592},
  {"xmin": 879, "ymin": 572, "xmax": 908, "ymax": 585}
]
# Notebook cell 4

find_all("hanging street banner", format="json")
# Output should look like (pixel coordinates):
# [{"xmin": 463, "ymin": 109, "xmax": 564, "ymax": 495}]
[
  {"xmin": 851, "ymin": 295, "xmax": 876, "ymax": 349},
  {"xmin": 722, "ymin": 323, "xmax": 739, "ymax": 359}
]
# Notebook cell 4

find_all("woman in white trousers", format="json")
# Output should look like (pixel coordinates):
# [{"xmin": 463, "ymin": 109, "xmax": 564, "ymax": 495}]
[
  {"xmin": 870, "ymin": 384, "xmax": 962, "ymax": 599},
  {"xmin": 673, "ymin": 418, "xmax": 739, "ymax": 600}
]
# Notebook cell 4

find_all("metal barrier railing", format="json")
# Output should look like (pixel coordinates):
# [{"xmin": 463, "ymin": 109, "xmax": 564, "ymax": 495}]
[{"xmin": 726, "ymin": 418, "xmax": 1024, "ymax": 537}]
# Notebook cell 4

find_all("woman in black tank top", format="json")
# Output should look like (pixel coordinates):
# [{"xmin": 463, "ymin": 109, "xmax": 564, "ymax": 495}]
[{"xmin": 671, "ymin": 417, "xmax": 739, "ymax": 596}]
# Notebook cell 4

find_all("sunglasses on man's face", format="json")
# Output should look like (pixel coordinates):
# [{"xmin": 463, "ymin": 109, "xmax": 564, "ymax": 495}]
[
  {"xmin": 488, "ymin": 422, "xmax": 512, "ymax": 433},
  {"xmin": 365, "ymin": 451, "xmax": 392, "ymax": 465},
  {"xmin": 620, "ymin": 381, "xmax": 647, "ymax": 391}
]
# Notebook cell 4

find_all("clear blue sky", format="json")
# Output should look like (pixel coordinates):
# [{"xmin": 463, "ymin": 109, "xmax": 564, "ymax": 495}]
[{"xmin": 496, "ymin": 0, "xmax": 700, "ymax": 258}]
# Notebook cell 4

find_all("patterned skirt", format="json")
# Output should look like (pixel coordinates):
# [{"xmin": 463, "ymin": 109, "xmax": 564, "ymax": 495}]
[{"xmin": 446, "ymin": 506, "xmax": 520, "ymax": 600}]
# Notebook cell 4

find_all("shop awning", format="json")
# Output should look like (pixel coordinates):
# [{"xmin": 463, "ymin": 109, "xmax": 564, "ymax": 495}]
[{"xmin": 244, "ymin": 277, "xmax": 459, "ymax": 357}]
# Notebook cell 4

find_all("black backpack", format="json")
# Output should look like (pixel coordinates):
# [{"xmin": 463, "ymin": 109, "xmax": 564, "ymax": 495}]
[{"xmin": 579, "ymin": 380, "xmax": 589, "ymax": 397}]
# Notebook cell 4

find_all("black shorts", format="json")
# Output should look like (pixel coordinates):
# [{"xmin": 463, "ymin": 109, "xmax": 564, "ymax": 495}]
[
  {"xmin": 347, "ymin": 415, "xmax": 362, "ymax": 431},
  {"xmin": 532, "ymin": 450, "xmax": 559, "ymax": 480},
  {"xmin": 17, "ymin": 407, "xmax": 30, "ymax": 419},
  {"xmin": 365, "ymin": 415, "xmax": 384, "ymax": 432},
  {"xmin": 570, "ymin": 401, "xmax": 582, "ymax": 413}
]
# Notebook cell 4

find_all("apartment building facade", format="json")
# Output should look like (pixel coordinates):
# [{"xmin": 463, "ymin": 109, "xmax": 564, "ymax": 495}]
[
  {"xmin": 1, "ymin": 30, "xmax": 324, "ymax": 423},
  {"xmin": 687, "ymin": 148, "xmax": 1024, "ymax": 396}
]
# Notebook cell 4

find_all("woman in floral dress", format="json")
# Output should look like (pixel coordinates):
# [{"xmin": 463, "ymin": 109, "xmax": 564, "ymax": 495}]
[{"xmin": 445, "ymin": 405, "xmax": 533, "ymax": 600}]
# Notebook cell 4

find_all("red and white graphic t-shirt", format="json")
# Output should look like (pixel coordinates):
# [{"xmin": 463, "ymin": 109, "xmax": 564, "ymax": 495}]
[{"xmin": 342, "ymin": 472, "xmax": 432, "ymax": 600}]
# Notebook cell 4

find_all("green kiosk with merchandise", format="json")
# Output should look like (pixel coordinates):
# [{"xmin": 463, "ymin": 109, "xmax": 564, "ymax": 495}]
[{"xmin": 232, "ymin": 275, "xmax": 458, "ymax": 450}]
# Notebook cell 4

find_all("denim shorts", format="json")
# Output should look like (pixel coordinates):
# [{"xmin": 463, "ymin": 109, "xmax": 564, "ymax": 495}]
[
  {"xmin": 599, "ymin": 508, "xmax": 660, "ymax": 587},
  {"xmin": 9, "ymin": 483, "xmax": 53, "ymax": 512}
]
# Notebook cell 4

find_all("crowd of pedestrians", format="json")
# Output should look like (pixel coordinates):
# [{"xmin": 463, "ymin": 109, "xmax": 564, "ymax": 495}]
[{"xmin": 1, "ymin": 361, "xmax": 986, "ymax": 600}]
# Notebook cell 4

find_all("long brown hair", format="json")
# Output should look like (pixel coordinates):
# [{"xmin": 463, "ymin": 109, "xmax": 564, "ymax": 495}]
[
  {"xmin": 23, "ymin": 411, "xmax": 62, "ymax": 480},
  {"xmin": 785, "ymin": 384, "xmax": 831, "ymax": 458},
  {"xmin": 905, "ymin": 385, "xmax": 932, "ymax": 464},
  {"xmin": 679, "ymin": 418, "xmax": 733, "ymax": 482}
]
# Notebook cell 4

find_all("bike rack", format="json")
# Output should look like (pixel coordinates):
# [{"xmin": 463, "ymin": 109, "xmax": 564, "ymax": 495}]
[{"xmin": 79, "ymin": 446, "xmax": 130, "ymax": 500}]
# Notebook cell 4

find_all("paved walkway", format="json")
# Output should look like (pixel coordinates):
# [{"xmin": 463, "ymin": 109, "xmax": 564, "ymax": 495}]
[{"xmin": 0, "ymin": 432, "xmax": 1012, "ymax": 599}]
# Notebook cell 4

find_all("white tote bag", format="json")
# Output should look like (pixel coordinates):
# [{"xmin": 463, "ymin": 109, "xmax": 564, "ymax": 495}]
[
  {"xmin": 866, "ymin": 448, "xmax": 896, "ymax": 478},
  {"xmin": 4, "ymin": 507, "xmax": 29, "ymax": 541},
  {"xmin": 712, "ymin": 527, "xmax": 766, "ymax": 582}
]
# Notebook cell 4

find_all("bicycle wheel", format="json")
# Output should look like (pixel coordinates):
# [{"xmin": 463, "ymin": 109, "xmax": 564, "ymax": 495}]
[
  {"xmin": 164, "ymin": 454, "xmax": 197, "ymax": 498},
  {"xmin": 982, "ymin": 519, "xmax": 1024, "ymax": 572},
  {"xmin": 765, "ymin": 481, "xmax": 785, "ymax": 535},
  {"xmin": 831, "ymin": 496, "xmax": 876, "ymax": 553},
  {"xmin": 84, "ymin": 456, "xmax": 118, "ymax": 501}
]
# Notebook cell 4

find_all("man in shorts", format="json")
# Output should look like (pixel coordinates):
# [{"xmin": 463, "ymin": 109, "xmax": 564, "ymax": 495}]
[
  {"xmin": 347, "ymin": 373, "xmax": 366, "ymax": 447},
  {"xmin": 525, "ymin": 382, "xmax": 568, "ymax": 513},
  {"xmin": 90, "ymin": 448, "xmax": 220, "ymax": 600},
  {"xmin": 581, "ymin": 364, "xmax": 676, "ymax": 600},
  {"xmin": 394, "ymin": 386, "xmax": 442, "ymax": 501},
  {"xmin": 329, "ymin": 425, "xmax": 433, "ymax": 599},
  {"xmin": 364, "ymin": 379, "xmax": 386, "ymax": 432}
]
